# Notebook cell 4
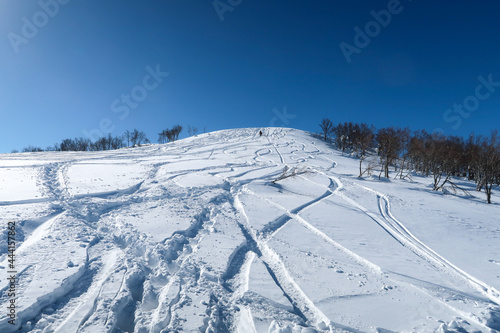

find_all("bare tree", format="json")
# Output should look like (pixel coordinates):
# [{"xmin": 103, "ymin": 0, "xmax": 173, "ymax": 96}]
[
  {"xmin": 478, "ymin": 131, "xmax": 500, "ymax": 203},
  {"xmin": 136, "ymin": 131, "xmax": 147, "ymax": 146},
  {"xmin": 356, "ymin": 123, "xmax": 375, "ymax": 177},
  {"xmin": 172, "ymin": 125, "xmax": 182, "ymax": 141},
  {"xmin": 317, "ymin": 117, "xmax": 499, "ymax": 203},
  {"xmin": 395, "ymin": 129, "xmax": 411, "ymax": 179},
  {"xmin": 75, "ymin": 137, "xmax": 92, "ymax": 151},
  {"xmin": 22, "ymin": 146, "xmax": 44, "ymax": 152},
  {"xmin": 165, "ymin": 129, "xmax": 174, "ymax": 142},
  {"xmin": 111, "ymin": 135, "xmax": 125, "ymax": 149},
  {"xmin": 319, "ymin": 118, "xmax": 334, "ymax": 141},
  {"xmin": 158, "ymin": 125, "xmax": 182, "ymax": 143},
  {"xmin": 188, "ymin": 125, "xmax": 198, "ymax": 137},
  {"xmin": 130, "ymin": 129, "xmax": 139, "ymax": 146},
  {"xmin": 130, "ymin": 129, "xmax": 147, "ymax": 146},
  {"xmin": 124, "ymin": 130, "xmax": 131, "ymax": 147},
  {"xmin": 428, "ymin": 134, "xmax": 460, "ymax": 191},
  {"xmin": 158, "ymin": 130, "xmax": 167, "ymax": 144},
  {"xmin": 333, "ymin": 123, "xmax": 349, "ymax": 152},
  {"xmin": 377, "ymin": 127, "xmax": 408, "ymax": 179},
  {"xmin": 464, "ymin": 133, "xmax": 483, "ymax": 188}
]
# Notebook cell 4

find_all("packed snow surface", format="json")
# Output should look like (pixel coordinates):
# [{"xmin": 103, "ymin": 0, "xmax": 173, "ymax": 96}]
[{"xmin": 0, "ymin": 128, "xmax": 499, "ymax": 332}]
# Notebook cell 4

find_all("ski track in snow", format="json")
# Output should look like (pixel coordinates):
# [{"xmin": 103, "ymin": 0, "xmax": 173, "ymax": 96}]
[
  {"xmin": 230, "ymin": 192, "xmax": 330, "ymax": 329},
  {"xmin": 0, "ymin": 128, "xmax": 499, "ymax": 332},
  {"xmin": 352, "ymin": 179, "xmax": 497, "ymax": 304},
  {"xmin": 302, "ymin": 173, "xmax": 500, "ymax": 331}
]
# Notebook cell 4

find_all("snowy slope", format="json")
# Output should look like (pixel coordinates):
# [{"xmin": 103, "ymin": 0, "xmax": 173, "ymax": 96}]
[{"xmin": 0, "ymin": 128, "xmax": 499, "ymax": 333}]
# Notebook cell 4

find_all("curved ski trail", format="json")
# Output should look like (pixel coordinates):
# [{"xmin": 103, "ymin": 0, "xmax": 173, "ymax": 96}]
[
  {"xmin": 231, "ymin": 192, "xmax": 332, "ymax": 329},
  {"xmin": 341, "ymin": 179, "xmax": 500, "ymax": 306},
  {"xmin": 53, "ymin": 249, "xmax": 122, "ymax": 332},
  {"xmin": 244, "ymin": 184, "xmax": 382, "ymax": 274},
  {"xmin": 266, "ymin": 136, "xmax": 285, "ymax": 165}
]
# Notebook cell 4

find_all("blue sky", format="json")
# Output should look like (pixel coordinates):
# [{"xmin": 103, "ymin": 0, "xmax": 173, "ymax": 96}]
[{"xmin": 1, "ymin": 0, "xmax": 499, "ymax": 153}]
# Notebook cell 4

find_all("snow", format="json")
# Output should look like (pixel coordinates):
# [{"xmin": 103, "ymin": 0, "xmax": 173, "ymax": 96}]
[
  {"xmin": 0, "ymin": 167, "xmax": 42, "ymax": 202},
  {"xmin": 0, "ymin": 127, "xmax": 499, "ymax": 332}
]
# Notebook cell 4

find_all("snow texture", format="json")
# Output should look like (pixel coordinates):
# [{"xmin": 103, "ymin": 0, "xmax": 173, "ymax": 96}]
[{"xmin": 0, "ymin": 128, "xmax": 499, "ymax": 332}]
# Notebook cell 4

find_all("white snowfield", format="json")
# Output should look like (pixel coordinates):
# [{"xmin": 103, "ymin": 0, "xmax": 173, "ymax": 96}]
[{"xmin": 0, "ymin": 128, "xmax": 499, "ymax": 333}]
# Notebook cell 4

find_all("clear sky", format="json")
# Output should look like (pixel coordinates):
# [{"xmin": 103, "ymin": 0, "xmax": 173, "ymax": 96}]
[{"xmin": 1, "ymin": 0, "xmax": 499, "ymax": 153}]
